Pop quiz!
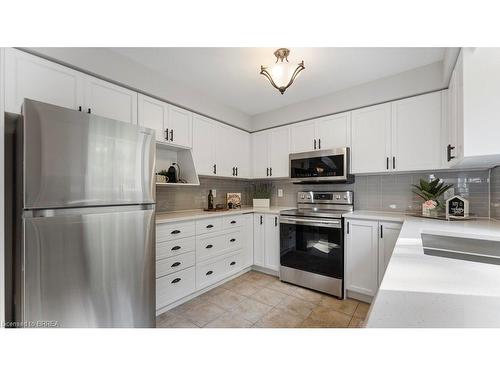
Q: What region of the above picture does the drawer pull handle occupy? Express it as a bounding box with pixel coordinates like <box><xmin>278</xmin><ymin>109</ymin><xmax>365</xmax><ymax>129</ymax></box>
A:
<box><xmin>206</xmin><ymin>270</ymin><xmax>213</xmax><ymax>276</ymax></box>
<box><xmin>171</xmin><ymin>262</ymin><xmax>181</xmax><ymax>268</ymax></box>
<box><xmin>206</xmin><ymin>244</ymin><xmax>213</xmax><ymax>249</ymax></box>
<box><xmin>171</xmin><ymin>246</ymin><xmax>181</xmax><ymax>251</ymax></box>
<box><xmin>230</xmin><ymin>261</ymin><xmax>236</xmax><ymax>266</ymax></box>
<box><xmin>230</xmin><ymin>220</ymin><xmax>237</xmax><ymax>224</ymax></box>
<box><xmin>171</xmin><ymin>230</ymin><xmax>181</xmax><ymax>235</ymax></box>
<box><xmin>171</xmin><ymin>278</ymin><xmax>181</xmax><ymax>284</ymax></box>
<box><xmin>206</xmin><ymin>224</ymin><xmax>214</xmax><ymax>229</ymax></box>
<box><xmin>230</xmin><ymin>238</ymin><xmax>236</xmax><ymax>242</ymax></box>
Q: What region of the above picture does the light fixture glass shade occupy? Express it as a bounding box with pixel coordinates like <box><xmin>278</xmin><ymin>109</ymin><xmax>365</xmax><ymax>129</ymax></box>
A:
<box><xmin>260</xmin><ymin>48</ymin><xmax>305</xmax><ymax>94</ymax></box>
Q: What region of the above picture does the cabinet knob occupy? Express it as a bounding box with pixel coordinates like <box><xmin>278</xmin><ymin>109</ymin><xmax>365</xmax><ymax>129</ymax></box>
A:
<box><xmin>235</xmin><ymin>167</ymin><xmax>238</xmax><ymax>176</ymax></box>
<box><xmin>213</xmin><ymin>164</ymin><xmax>217</xmax><ymax>174</ymax></box>
<box><xmin>171</xmin><ymin>278</ymin><xmax>181</xmax><ymax>284</ymax></box>
<box><xmin>171</xmin><ymin>230</ymin><xmax>181</xmax><ymax>235</ymax></box>
<box><xmin>318</xmin><ymin>139</ymin><xmax>321</xmax><ymax>149</ymax></box>
<box><xmin>230</xmin><ymin>220</ymin><xmax>237</xmax><ymax>224</ymax></box>
<box><xmin>170</xmin><ymin>129</ymin><xmax>174</xmax><ymax>142</ymax></box>
<box><xmin>230</xmin><ymin>261</ymin><xmax>236</xmax><ymax>266</ymax></box>
<box><xmin>269</xmin><ymin>167</ymin><xmax>272</xmax><ymax>176</ymax></box>
<box><xmin>206</xmin><ymin>244</ymin><xmax>213</xmax><ymax>249</ymax></box>
<box><xmin>171</xmin><ymin>245</ymin><xmax>181</xmax><ymax>251</ymax></box>
<box><xmin>206</xmin><ymin>270</ymin><xmax>213</xmax><ymax>276</ymax></box>
<box><xmin>87</xmin><ymin>108</ymin><xmax>91</xmax><ymax>114</ymax></box>
<box><xmin>164</xmin><ymin>129</ymin><xmax>169</xmax><ymax>140</ymax></box>
<box><xmin>171</xmin><ymin>262</ymin><xmax>181</xmax><ymax>268</ymax></box>
<box><xmin>230</xmin><ymin>238</ymin><xmax>236</xmax><ymax>242</ymax></box>
<box><xmin>314</xmin><ymin>139</ymin><xmax>317</xmax><ymax>150</ymax></box>
<box><xmin>78</xmin><ymin>106</ymin><xmax>82</xmax><ymax>112</ymax></box>
<box><xmin>206</xmin><ymin>224</ymin><xmax>214</xmax><ymax>229</ymax></box>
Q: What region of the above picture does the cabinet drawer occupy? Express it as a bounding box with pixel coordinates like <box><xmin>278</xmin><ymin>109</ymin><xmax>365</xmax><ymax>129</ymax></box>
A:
<box><xmin>157</xmin><ymin>220</ymin><xmax>195</xmax><ymax>242</ymax></box>
<box><xmin>156</xmin><ymin>267</ymin><xmax>196</xmax><ymax>310</ymax></box>
<box><xmin>196</xmin><ymin>217</ymin><xmax>223</xmax><ymax>235</ymax></box>
<box><xmin>156</xmin><ymin>251</ymin><xmax>195</xmax><ymax>278</ymax></box>
<box><xmin>156</xmin><ymin>237</ymin><xmax>195</xmax><ymax>260</ymax></box>
<box><xmin>222</xmin><ymin>214</ymin><xmax>243</xmax><ymax>229</ymax></box>
<box><xmin>196</xmin><ymin>230</ymin><xmax>243</xmax><ymax>262</ymax></box>
<box><xmin>196</xmin><ymin>233</ymin><xmax>226</xmax><ymax>262</ymax></box>
<box><xmin>196</xmin><ymin>250</ymin><xmax>243</xmax><ymax>289</ymax></box>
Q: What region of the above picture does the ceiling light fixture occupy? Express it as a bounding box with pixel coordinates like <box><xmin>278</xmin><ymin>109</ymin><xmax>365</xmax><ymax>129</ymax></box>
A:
<box><xmin>260</xmin><ymin>48</ymin><xmax>305</xmax><ymax>95</ymax></box>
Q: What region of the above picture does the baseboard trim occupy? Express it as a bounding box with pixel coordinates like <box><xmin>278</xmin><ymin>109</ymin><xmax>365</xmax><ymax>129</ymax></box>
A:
<box><xmin>346</xmin><ymin>290</ymin><xmax>373</xmax><ymax>304</ymax></box>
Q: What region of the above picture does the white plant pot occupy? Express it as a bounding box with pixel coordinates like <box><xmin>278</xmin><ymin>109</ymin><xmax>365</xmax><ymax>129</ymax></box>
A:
<box><xmin>253</xmin><ymin>198</ymin><xmax>270</xmax><ymax>208</ymax></box>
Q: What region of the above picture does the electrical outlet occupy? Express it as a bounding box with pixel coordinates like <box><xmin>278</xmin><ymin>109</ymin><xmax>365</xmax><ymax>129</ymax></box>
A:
<box><xmin>212</xmin><ymin>189</ymin><xmax>216</xmax><ymax>198</ymax></box>
<box><xmin>278</xmin><ymin>188</ymin><xmax>283</xmax><ymax>198</ymax></box>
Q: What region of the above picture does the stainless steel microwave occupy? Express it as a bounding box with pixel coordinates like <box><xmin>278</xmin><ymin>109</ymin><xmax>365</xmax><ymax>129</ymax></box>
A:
<box><xmin>289</xmin><ymin>147</ymin><xmax>353</xmax><ymax>183</ymax></box>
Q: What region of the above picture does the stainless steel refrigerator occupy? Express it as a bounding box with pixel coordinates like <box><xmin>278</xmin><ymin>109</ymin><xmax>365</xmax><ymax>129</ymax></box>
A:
<box><xmin>7</xmin><ymin>99</ymin><xmax>156</xmax><ymax>328</ymax></box>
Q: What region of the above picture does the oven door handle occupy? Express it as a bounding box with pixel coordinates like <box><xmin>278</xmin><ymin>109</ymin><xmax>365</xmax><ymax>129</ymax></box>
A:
<box><xmin>280</xmin><ymin>217</ymin><xmax>342</xmax><ymax>228</ymax></box>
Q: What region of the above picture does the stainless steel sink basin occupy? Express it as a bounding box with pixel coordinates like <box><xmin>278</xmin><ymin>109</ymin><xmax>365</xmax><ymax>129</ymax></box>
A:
<box><xmin>421</xmin><ymin>233</ymin><xmax>500</xmax><ymax>265</ymax></box>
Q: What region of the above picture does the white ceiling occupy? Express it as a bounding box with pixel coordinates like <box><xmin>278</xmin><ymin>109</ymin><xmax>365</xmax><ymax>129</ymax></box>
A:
<box><xmin>110</xmin><ymin>47</ymin><xmax>446</xmax><ymax>116</ymax></box>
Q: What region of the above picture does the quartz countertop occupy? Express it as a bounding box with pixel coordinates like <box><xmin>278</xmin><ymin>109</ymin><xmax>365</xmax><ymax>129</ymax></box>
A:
<box><xmin>155</xmin><ymin>206</ymin><xmax>295</xmax><ymax>224</ymax></box>
<box><xmin>366</xmin><ymin>216</ymin><xmax>500</xmax><ymax>328</ymax></box>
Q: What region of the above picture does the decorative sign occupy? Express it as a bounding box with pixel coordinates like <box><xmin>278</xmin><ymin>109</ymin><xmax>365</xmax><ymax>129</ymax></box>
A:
<box><xmin>446</xmin><ymin>195</ymin><xmax>469</xmax><ymax>219</ymax></box>
<box><xmin>226</xmin><ymin>193</ymin><xmax>242</xmax><ymax>209</ymax></box>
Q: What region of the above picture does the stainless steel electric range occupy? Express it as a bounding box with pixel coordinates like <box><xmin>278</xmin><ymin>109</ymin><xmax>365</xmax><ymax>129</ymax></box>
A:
<box><xmin>279</xmin><ymin>191</ymin><xmax>354</xmax><ymax>299</ymax></box>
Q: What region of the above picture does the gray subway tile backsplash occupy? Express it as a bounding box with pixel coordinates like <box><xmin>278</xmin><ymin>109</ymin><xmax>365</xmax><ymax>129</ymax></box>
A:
<box><xmin>157</xmin><ymin>170</ymin><xmax>496</xmax><ymax>219</ymax></box>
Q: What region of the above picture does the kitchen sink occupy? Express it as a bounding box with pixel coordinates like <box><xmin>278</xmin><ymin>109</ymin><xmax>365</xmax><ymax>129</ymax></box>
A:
<box><xmin>421</xmin><ymin>233</ymin><xmax>500</xmax><ymax>265</ymax></box>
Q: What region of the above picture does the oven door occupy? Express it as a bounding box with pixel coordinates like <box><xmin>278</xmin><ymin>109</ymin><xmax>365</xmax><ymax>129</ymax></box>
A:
<box><xmin>279</xmin><ymin>217</ymin><xmax>343</xmax><ymax>279</ymax></box>
<box><xmin>289</xmin><ymin>148</ymin><xmax>349</xmax><ymax>182</ymax></box>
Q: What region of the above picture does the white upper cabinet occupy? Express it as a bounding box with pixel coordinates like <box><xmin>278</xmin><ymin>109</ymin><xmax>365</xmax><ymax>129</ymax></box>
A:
<box><xmin>351</xmin><ymin>103</ymin><xmax>392</xmax><ymax>174</ymax></box>
<box><xmin>167</xmin><ymin>105</ymin><xmax>192</xmax><ymax>148</ymax></box>
<box><xmin>192</xmin><ymin>115</ymin><xmax>217</xmax><ymax>176</ymax></box>
<box><xmin>4</xmin><ymin>48</ymin><xmax>84</xmax><ymax>113</ymax></box>
<box><xmin>252</xmin><ymin>131</ymin><xmax>270</xmax><ymax>178</ymax></box>
<box><xmin>269</xmin><ymin>126</ymin><xmax>290</xmax><ymax>178</ymax></box>
<box><xmin>138</xmin><ymin>94</ymin><xmax>168</xmax><ymax>142</ymax></box>
<box><xmin>290</xmin><ymin>113</ymin><xmax>351</xmax><ymax>153</ymax></box>
<box><xmin>290</xmin><ymin>120</ymin><xmax>315</xmax><ymax>153</ymax></box>
<box><xmin>138</xmin><ymin>95</ymin><xmax>193</xmax><ymax>148</ymax></box>
<box><xmin>253</xmin><ymin>127</ymin><xmax>290</xmax><ymax>178</ymax></box>
<box><xmin>391</xmin><ymin>91</ymin><xmax>442</xmax><ymax>172</ymax></box>
<box><xmin>84</xmin><ymin>76</ymin><xmax>137</xmax><ymax>124</ymax></box>
<box><xmin>233</xmin><ymin>128</ymin><xmax>251</xmax><ymax>178</ymax></box>
<box><xmin>315</xmin><ymin>112</ymin><xmax>351</xmax><ymax>150</ymax></box>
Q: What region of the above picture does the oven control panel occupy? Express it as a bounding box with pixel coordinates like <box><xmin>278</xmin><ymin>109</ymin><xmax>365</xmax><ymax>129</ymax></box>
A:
<box><xmin>297</xmin><ymin>191</ymin><xmax>353</xmax><ymax>205</ymax></box>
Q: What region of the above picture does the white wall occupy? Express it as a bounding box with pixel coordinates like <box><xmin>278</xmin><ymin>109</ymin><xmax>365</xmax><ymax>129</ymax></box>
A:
<box><xmin>24</xmin><ymin>48</ymin><xmax>253</xmax><ymax>131</ymax></box>
<box><xmin>251</xmin><ymin>61</ymin><xmax>447</xmax><ymax>131</ymax></box>
<box><xmin>463</xmin><ymin>48</ymin><xmax>500</xmax><ymax>157</ymax></box>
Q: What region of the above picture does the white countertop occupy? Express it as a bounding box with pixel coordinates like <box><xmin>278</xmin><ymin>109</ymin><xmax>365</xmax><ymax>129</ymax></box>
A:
<box><xmin>156</xmin><ymin>206</ymin><xmax>295</xmax><ymax>224</ymax></box>
<box><xmin>366</xmin><ymin>216</ymin><xmax>500</xmax><ymax>328</ymax></box>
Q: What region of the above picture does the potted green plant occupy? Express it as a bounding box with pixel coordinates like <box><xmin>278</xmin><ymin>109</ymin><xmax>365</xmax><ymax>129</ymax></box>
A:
<box><xmin>252</xmin><ymin>182</ymin><xmax>273</xmax><ymax>208</ymax></box>
<box><xmin>412</xmin><ymin>178</ymin><xmax>453</xmax><ymax>217</ymax></box>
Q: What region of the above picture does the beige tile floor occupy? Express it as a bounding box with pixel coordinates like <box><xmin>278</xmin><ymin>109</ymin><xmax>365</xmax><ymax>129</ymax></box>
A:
<box><xmin>156</xmin><ymin>270</ymin><xmax>370</xmax><ymax>328</ymax></box>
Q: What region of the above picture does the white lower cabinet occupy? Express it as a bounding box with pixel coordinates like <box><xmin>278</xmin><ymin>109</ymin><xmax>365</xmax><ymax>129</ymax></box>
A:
<box><xmin>345</xmin><ymin>219</ymin><xmax>402</xmax><ymax>297</ymax></box>
<box><xmin>378</xmin><ymin>221</ymin><xmax>402</xmax><ymax>284</ymax></box>
<box><xmin>253</xmin><ymin>213</ymin><xmax>280</xmax><ymax>272</ymax></box>
<box><xmin>155</xmin><ymin>213</ymin><xmax>253</xmax><ymax>314</ymax></box>
<box><xmin>156</xmin><ymin>267</ymin><xmax>196</xmax><ymax>310</ymax></box>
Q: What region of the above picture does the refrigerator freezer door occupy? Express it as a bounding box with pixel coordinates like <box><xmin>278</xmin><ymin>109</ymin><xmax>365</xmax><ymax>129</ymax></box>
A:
<box><xmin>22</xmin><ymin>99</ymin><xmax>155</xmax><ymax>209</ymax></box>
<box><xmin>22</xmin><ymin>205</ymin><xmax>155</xmax><ymax>327</ymax></box>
